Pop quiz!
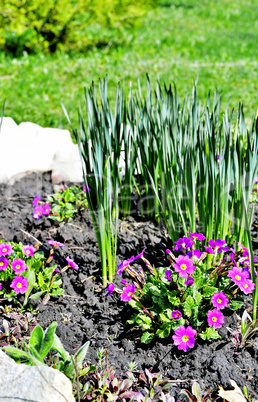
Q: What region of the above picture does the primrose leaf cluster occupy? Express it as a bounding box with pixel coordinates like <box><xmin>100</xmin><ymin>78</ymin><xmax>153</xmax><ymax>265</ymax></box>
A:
<box><xmin>107</xmin><ymin>233</ymin><xmax>257</xmax><ymax>351</ymax></box>
<box><xmin>32</xmin><ymin>184</ymin><xmax>88</xmax><ymax>223</ymax></box>
<box><xmin>0</xmin><ymin>239</ymin><xmax>79</xmax><ymax>308</ymax></box>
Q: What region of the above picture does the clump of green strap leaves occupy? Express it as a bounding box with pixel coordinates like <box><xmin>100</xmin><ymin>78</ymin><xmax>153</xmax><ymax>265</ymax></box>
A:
<box><xmin>62</xmin><ymin>75</ymin><xmax>258</xmax><ymax>286</ymax></box>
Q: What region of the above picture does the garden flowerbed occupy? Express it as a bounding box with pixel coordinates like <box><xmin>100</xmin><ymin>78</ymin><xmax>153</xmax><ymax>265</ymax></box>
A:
<box><xmin>0</xmin><ymin>171</ymin><xmax>258</xmax><ymax>399</ymax></box>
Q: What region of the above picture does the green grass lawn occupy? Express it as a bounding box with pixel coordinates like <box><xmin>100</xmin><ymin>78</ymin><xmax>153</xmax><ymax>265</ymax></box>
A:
<box><xmin>0</xmin><ymin>0</ymin><xmax>257</xmax><ymax>129</ymax></box>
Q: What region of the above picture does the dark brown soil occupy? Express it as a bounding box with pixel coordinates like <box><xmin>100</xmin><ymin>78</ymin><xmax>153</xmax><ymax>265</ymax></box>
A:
<box><xmin>0</xmin><ymin>172</ymin><xmax>258</xmax><ymax>399</ymax></box>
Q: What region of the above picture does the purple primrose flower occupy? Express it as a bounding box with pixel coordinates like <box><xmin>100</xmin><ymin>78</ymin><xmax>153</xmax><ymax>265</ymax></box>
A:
<box><xmin>121</xmin><ymin>284</ymin><xmax>136</xmax><ymax>302</ymax></box>
<box><xmin>11</xmin><ymin>258</ymin><xmax>28</xmax><ymax>274</ymax></box>
<box><xmin>171</xmin><ymin>310</ymin><xmax>182</xmax><ymax>320</ymax></box>
<box><xmin>106</xmin><ymin>283</ymin><xmax>115</xmax><ymax>296</ymax></box>
<box><xmin>187</xmin><ymin>232</ymin><xmax>206</xmax><ymax>242</ymax></box>
<box><xmin>32</xmin><ymin>195</ymin><xmax>41</xmax><ymax>206</ymax></box>
<box><xmin>0</xmin><ymin>243</ymin><xmax>13</xmax><ymax>256</ymax></box>
<box><xmin>33</xmin><ymin>205</ymin><xmax>43</xmax><ymax>219</ymax></box>
<box><xmin>174</xmin><ymin>237</ymin><xmax>193</xmax><ymax>252</ymax></box>
<box><xmin>184</xmin><ymin>276</ymin><xmax>194</xmax><ymax>287</ymax></box>
<box><xmin>117</xmin><ymin>249</ymin><xmax>145</xmax><ymax>275</ymax></box>
<box><xmin>238</xmin><ymin>279</ymin><xmax>255</xmax><ymax>295</ymax></box>
<box><xmin>65</xmin><ymin>256</ymin><xmax>79</xmax><ymax>270</ymax></box>
<box><xmin>207</xmin><ymin>309</ymin><xmax>225</xmax><ymax>329</ymax></box>
<box><xmin>206</xmin><ymin>239</ymin><xmax>229</xmax><ymax>254</ymax></box>
<box><xmin>172</xmin><ymin>325</ymin><xmax>197</xmax><ymax>352</ymax></box>
<box><xmin>186</xmin><ymin>249</ymin><xmax>203</xmax><ymax>259</ymax></box>
<box><xmin>0</xmin><ymin>256</ymin><xmax>9</xmax><ymax>271</ymax></box>
<box><xmin>47</xmin><ymin>240</ymin><xmax>66</xmax><ymax>247</ymax></box>
<box><xmin>42</xmin><ymin>204</ymin><xmax>51</xmax><ymax>215</ymax></box>
<box><xmin>22</xmin><ymin>245</ymin><xmax>36</xmax><ymax>257</ymax></box>
<box><xmin>10</xmin><ymin>276</ymin><xmax>29</xmax><ymax>294</ymax></box>
<box><xmin>228</xmin><ymin>266</ymin><xmax>249</xmax><ymax>285</ymax></box>
<box><xmin>173</xmin><ymin>255</ymin><xmax>195</xmax><ymax>278</ymax></box>
<box><xmin>164</xmin><ymin>269</ymin><xmax>173</xmax><ymax>282</ymax></box>
<box><xmin>211</xmin><ymin>292</ymin><xmax>229</xmax><ymax>309</ymax></box>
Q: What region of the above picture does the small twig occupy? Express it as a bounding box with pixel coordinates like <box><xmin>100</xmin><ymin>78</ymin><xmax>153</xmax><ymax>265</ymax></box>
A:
<box><xmin>0</xmin><ymin>196</ymin><xmax>35</xmax><ymax>201</ymax></box>
<box><xmin>81</xmin><ymin>276</ymin><xmax>94</xmax><ymax>283</ymax></box>
<box><xmin>167</xmin><ymin>378</ymin><xmax>199</xmax><ymax>384</ymax></box>
<box><xmin>68</xmin><ymin>246</ymin><xmax>85</xmax><ymax>250</ymax></box>
<box><xmin>67</xmin><ymin>223</ymin><xmax>83</xmax><ymax>230</ymax></box>
<box><xmin>0</xmin><ymin>231</ymin><xmax>7</xmax><ymax>240</ymax></box>
<box><xmin>19</xmin><ymin>229</ymin><xmax>43</xmax><ymax>245</ymax></box>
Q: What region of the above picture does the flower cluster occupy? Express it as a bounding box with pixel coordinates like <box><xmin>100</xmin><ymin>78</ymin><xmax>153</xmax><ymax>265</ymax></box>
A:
<box><xmin>0</xmin><ymin>239</ymin><xmax>80</xmax><ymax>304</ymax></box>
<box><xmin>32</xmin><ymin>185</ymin><xmax>88</xmax><ymax>223</ymax></box>
<box><xmin>106</xmin><ymin>232</ymin><xmax>257</xmax><ymax>351</ymax></box>
<box><xmin>32</xmin><ymin>195</ymin><xmax>51</xmax><ymax>219</ymax></box>
<box><xmin>0</xmin><ymin>242</ymin><xmax>34</xmax><ymax>295</ymax></box>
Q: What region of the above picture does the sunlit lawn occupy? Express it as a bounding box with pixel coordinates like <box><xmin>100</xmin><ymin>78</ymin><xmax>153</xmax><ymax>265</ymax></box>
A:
<box><xmin>0</xmin><ymin>0</ymin><xmax>257</xmax><ymax>129</ymax></box>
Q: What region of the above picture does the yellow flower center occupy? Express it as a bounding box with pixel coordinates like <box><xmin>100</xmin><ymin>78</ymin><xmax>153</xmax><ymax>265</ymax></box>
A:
<box><xmin>212</xmin><ymin>317</ymin><xmax>217</xmax><ymax>322</ymax></box>
<box><xmin>182</xmin><ymin>335</ymin><xmax>189</xmax><ymax>342</ymax></box>
<box><xmin>128</xmin><ymin>292</ymin><xmax>133</xmax><ymax>297</ymax></box>
<box><xmin>244</xmin><ymin>284</ymin><xmax>248</xmax><ymax>288</ymax></box>
<box><xmin>181</xmin><ymin>264</ymin><xmax>187</xmax><ymax>270</ymax></box>
<box><xmin>217</xmin><ymin>298</ymin><xmax>222</xmax><ymax>304</ymax></box>
<box><xmin>26</xmin><ymin>250</ymin><xmax>30</xmax><ymax>254</ymax></box>
<box><xmin>3</xmin><ymin>248</ymin><xmax>7</xmax><ymax>252</ymax></box>
<box><xmin>0</xmin><ymin>262</ymin><xmax>3</xmax><ymax>266</ymax></box>
<box><xmin>235</xmin><ymin>275</ymin><xmax>241</xmax><ymax>281</ymax></box>
<box><xmin>16</xmin><ymin>265</ymin><xmax>21</xmax><ymax>270</ymax></box>
<box><xmin>17</xmin><ymin>282</ymin><xmax>22</xmax><ymax>288</ymax></box>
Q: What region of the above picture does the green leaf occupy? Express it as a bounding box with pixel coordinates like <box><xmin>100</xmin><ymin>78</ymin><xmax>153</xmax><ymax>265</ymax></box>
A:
<box><xmin>3</xmin><ymin>346</ymin><xmax>32</xmax><ymax>361</ymax></box>
<box><xmin>159</xmin><ymin>312</ymin><xmax>171</xmax><ymax>323</ymax></box>
<box><xmin>29</xmin><ymin>325</ymin><xmax>44</xmax><ymax>352</ymax></box>
<box><xmin>23</xmin><ymin>270</ymin><xmax>36</xmax><ymax>306</ymax></box>
<box><xmin>79</xmin><ymin>365</ymin><xmax>96</xmax><ymax>376</ymax></box>
<box><xmin>37</xmin><ymin>272</ymin><xmax>45</xmax><ymax>289</ymax></box>
<box><xmin>167</xmin><ymin>293</ymin><xmax>181</xmax><ymax>306</ymax></box>
<box><xmin>126</xmin><ymin>313</ymin><xmax>137</xmax><ymax>325</ymax></box>
<box><xmin>202</xmin><ymin>286</ymin><xmax>218</xmax><ymax>298</ymax></box>
<box><xmin>52</xmin><ymin>334</ymin><xmax>69</xmax><ymax>360</ymax></box>
<box><xmin>200</xmin><ymin>327</ymin><xmax>221</xmax><ymax>340</ymax></box>
<box><xmin>50</xmin><ymin>278</ymin><xmax>62</xmax><ymax>288</ymax></box>
<box><xmin>74</xmin><ymin>340</ymin><xmax>90</xmax><ymax>369</ymax></box>
<box><xmin>128</xmin><ymin>299</ymin><xmax>142</xmax><ymax>311</ymax></box>
<box><xmin>39</xmin><ymin>322</ymin><xmax>57</xmax><ymax>359</ymax></box>
<box><xmin>29</xmin><ymin>290</ymin><xmax>47</xmax><ymax>299</ymax></box>
<box><xmin>136</xmin><ymin>313</ymin><xmax>152</xmax><ymax>329</ymax></box>
<box><xmin>50</xmin><ymin>288</ymin><xmax>64</xmax><ymax>296</ymax></box>
<box><xmin>26</xmin><ymin>344</ymin><xmax>45</xmax><ymax>363</ymax></box>
<box><xmin>149</xmin><ymin>285</ymin><xmax>161</xmax><ymax>296</ymax></box>
<box><xmin>193</xmin><ymin>289</ymin><xmax>202</xmax><ymax>305</ymax></box>
<box><xmin>183</xmin><ymin>295</ymin><xmax>195</xmax><ymax>318</ymax></box>
<box><xmin>230</xmin><ymin>297</ymin><xmax>244</xmax><ymax>310</ymax></box>
<box><xmin>141</xmin><ymin>332</ymin><xmax>155</xmax><ymax>344</ymax></box>
<box><xmin>3</xmin><ymin>346</ymin><xmax>45</xmax><ymax>366</ymax></box>
<box><xmin>156</xmin><ymin>323</ymin><xmax>171</xmax><ymax>338</ymax></box>
<box><xmin>65</xmin><ymin>341</ymin><xmax>90</xmax><ymax>379</ymax></box>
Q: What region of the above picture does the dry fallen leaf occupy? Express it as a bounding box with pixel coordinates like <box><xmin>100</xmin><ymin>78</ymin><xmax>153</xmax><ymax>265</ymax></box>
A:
<box><xmin>218</xmin><ymin>379</ymin><xmax>247</xmax><ymax>402</ymax></box>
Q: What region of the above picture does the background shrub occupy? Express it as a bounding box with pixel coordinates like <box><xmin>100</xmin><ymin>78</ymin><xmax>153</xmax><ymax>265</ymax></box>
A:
<box><xmin>0</xmin><ymin>0</ymin><xmax>157</xmax><ymax>56</ymax></box>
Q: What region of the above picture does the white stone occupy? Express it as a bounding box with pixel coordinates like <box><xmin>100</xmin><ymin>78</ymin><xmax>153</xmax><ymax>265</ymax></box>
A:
<box><xmin>0</xmin><ymin>350</ymin><xmax>75</xmax><ymax>402</ymax></box>
<box><xmin>0</xmin><ymin>117</ymin><xmax>83</xmax><ymax>184</ymax></box>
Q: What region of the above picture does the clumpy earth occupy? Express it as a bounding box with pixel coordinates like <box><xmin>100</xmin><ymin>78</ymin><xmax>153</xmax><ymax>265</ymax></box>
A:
<box><xmin>0</xmin><ymin>172</ymin><xmax>258</xmax><ymax>399</ymax></box>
